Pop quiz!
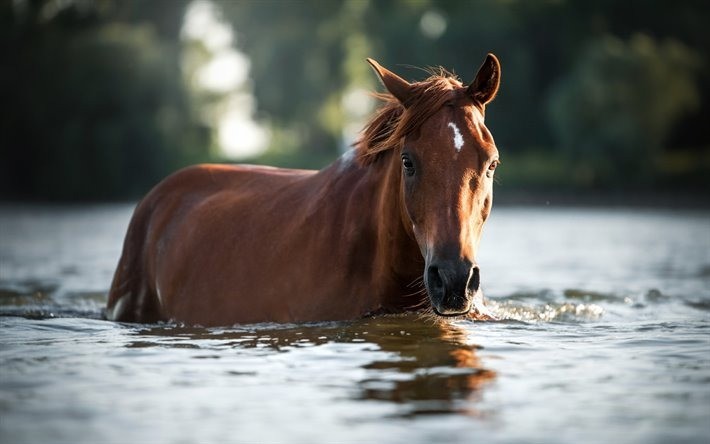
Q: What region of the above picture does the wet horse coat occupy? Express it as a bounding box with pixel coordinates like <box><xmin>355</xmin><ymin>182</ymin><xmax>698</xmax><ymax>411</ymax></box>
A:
<box><xmin>107</xmin><ymin>55</ymin><xmax>502</xmax><ymax>326</ymax></box>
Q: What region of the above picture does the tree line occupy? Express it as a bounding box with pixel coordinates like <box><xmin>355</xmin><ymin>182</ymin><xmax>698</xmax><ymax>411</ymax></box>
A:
<box><xmin>1</xmin><ymin>0</ymin><xmax>708</xmax><ymax>201</ymax></box>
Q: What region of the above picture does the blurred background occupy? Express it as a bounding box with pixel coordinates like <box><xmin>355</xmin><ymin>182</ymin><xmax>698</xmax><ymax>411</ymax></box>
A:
<box><xmin>1</xmin><ymin>0</ymin><xmax>708</xmax><ymax>203</ymax></box>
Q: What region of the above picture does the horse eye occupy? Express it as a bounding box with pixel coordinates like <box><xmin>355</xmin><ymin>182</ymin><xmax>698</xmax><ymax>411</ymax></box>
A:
<box><xmin>401</xmin><ymin>155</ymin><xmax>415</xmax><ymax>176</ymax></box>
<box><xmin>486</xmin><ymin>160</ymin><xmax>499</xmax><ymax>177</ymax></box>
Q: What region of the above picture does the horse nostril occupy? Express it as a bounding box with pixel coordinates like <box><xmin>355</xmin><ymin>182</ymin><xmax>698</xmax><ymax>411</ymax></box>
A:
<box><xmin>427</xmin><ymin>265</ymin><xmax>444</xmax><ymax>291</ymax></box>
<box><xmin>467</xmin><ymin>266</ymin><xmax>480</xmax><ymax>293</ymax></box>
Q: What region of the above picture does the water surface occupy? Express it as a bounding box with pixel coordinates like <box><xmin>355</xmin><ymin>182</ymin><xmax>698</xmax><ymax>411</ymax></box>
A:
<box><xmin>1</xmin><ymin>205</ymin><xmax>709</xmax><ymax>443</ymax></box>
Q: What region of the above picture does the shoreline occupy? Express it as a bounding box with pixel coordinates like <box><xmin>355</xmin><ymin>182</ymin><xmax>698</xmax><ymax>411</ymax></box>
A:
<box><xmin>493</xmin><ymin>189</ymin><xmax>710</xmax><ymax>209</ymax></box>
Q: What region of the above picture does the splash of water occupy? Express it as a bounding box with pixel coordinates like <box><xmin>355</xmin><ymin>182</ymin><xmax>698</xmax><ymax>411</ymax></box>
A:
<box><xmin>486</xmin><ymin>299</ymin><xmax>605</xmax><ymax>323</ymax></box>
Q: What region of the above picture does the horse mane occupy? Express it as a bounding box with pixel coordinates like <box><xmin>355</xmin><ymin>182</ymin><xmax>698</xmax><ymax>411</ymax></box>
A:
<box><xmin>356</xmin><ymin>68</ymin><xmax>463</xmax><ymax>165</ymax></box>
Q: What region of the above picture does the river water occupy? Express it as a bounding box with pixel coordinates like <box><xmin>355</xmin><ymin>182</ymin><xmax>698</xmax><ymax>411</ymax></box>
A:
<box><xmin>1</xmin><ymin>204</ymin><xmax>709</xmax><ymax>443</ymax></box>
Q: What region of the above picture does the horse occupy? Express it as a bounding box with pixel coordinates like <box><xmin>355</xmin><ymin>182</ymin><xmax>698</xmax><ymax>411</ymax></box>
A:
<box><xmin>106</xmin><ymin>54</ymin><xmax>502</xmax><ymax>326</ymax></box>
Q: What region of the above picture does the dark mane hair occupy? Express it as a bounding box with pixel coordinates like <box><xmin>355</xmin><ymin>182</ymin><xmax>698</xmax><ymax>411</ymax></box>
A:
<box><xmin>356</xmin><ymin>70</ymin><xmax>462</xmax><ymax>165</ymax></box>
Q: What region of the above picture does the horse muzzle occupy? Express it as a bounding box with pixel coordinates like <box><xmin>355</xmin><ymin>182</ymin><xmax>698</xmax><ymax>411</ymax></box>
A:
<box><xmin>425</xmin><ymin>259</ymin><xmax>480</xmax><ymax>316</ymax></box>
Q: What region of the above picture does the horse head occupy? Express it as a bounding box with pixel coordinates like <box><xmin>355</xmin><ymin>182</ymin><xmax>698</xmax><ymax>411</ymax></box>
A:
<box><xmin>362</xmin><ymin>54</ymin><xmax>501</xmax><ymax>317</ymax></box>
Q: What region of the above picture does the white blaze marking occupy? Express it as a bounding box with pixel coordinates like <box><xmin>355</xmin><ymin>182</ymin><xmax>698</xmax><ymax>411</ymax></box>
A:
<box><xmin>447</xmin><ymin>122</ymin><xmax>464</xmax><ymax>152</ymax></box>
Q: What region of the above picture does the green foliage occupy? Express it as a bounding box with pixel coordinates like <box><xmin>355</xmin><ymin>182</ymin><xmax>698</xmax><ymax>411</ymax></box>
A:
<box><xmin>218</xmin><ymin>0</ymin><xmax>709</xmax><ymax>194</ymax></box>
<box><xmin>218</xmin><ymin>0</ymin><xmax>357</xmax><ymax>155</ymax></box>
<box><xmin>547</xmin><ymin>34</ymin><xmax>702</xmax><ymax>186</ymax></box>
<box><xmin>1</xmin><ymin>0</ymin><xmax>708</xmax><ymax>200</ymax></box>
<box><xmin>0</xmin><ymin>0</ymin><xmax>209</xmax><ymax>201</ymax></box>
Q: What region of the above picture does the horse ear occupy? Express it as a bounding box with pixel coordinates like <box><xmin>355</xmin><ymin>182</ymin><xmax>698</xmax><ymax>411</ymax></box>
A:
<box><xmin>467</xmin><ymin>53</ymin><xmax>501</xmax><ymax>106</ymax></box>
<box><xmin>366</xmin><ymin>58</ymin><xmax>414</xmax><ymax>106</ymax></box>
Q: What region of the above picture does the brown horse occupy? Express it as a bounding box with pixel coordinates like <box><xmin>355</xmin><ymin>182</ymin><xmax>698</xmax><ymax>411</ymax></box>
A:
<box><xmin>106</xmin><ymin>54</ymin><xmax>502</xmax><ymax>326</ymax></box>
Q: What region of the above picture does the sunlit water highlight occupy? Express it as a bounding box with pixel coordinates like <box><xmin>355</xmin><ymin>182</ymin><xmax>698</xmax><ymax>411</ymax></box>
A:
<box><xmin>1</xmin><ymin>205</ymin><xmax>709</xmax><ymax>443</ymax></box>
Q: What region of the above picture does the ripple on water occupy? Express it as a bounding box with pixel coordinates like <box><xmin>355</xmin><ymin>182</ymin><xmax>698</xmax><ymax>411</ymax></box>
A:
<box><xmin>2</xmin><ymin>204</ymin><xmax>710</xmax><ymax>443</ymax></box>
<box><xmin>0</xmin><ymin>283</ymin><xmax>107</xmax><ymax>320</ymax></box>
<box><xmin>487</xmin><ymin>298</ymin><xmax>605</xmax><ymax>323</ymax></box>
<box><xmin>685</xmin><ymin>299</ymin><xmax>710</xmax><ymax>311</ymax></box>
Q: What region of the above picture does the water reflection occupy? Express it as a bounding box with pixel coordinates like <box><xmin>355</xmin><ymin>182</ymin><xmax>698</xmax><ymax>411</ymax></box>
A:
<box><xmin>128</xmin><ymin>314</ymin><xmax>495</xmax><ymax>417</ymax></box>
<box><xmin>358</xmin><ymin>320</ymin><xmax>495</xmax><ymax>418</ymax></box>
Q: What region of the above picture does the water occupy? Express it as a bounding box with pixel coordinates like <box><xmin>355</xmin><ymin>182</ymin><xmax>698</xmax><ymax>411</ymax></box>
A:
<box><xmin>1</xmin><ymin>204</ymin><xmax>709</xmax><ymax>444</ymax></box>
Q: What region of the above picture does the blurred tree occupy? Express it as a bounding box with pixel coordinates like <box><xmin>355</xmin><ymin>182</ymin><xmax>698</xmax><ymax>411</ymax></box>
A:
<box><xmin>546</xmin><ymin>34</ymin><xmax>701</xmax><ymax>187</ymax></box>
<box><xmin>1</xmin><ymin>0</ymin><xmax>708</xmax><ymax>199</ymax></box>
<box><xmin>220</xmin><ymin>0</ymin><xmax>710</xmax><ymax>186</ymax></box>
<box><xmin>0</xmin><ymin>0</ymin><xmax>209</xmax><ymax>200</ymax></box>
<box><xmin>218</xmin><ymin>0</ymin><xmax>356</xmax><ymax>161</ymax></box>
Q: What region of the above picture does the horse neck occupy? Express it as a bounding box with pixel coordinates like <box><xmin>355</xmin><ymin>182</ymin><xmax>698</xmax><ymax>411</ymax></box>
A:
<box><xmin>325</xmin><ymin>149</ymin><xmax>425</xmax><ymax>308</ymax></box>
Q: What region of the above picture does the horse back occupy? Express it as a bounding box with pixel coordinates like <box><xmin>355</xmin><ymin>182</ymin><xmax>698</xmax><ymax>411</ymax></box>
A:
<box><xmin>106</xmin><ymin>163</ymin><xmax>315</xmax><ymax>323</ymax></box>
